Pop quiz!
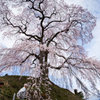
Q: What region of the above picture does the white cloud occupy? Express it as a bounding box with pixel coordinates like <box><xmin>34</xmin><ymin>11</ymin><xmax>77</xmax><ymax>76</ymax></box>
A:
<box><xmin>85</xmin><ymin>19</ymin><xmax>100</xmax><ymax>59</ymax></box>
<box><xmin>0</xmin><ymin>31</ymin><xmax>15</xmax><ymax>48</ymax></box>
<box><xmin>0</xmin><ymin>0</ymin><xmax>100</xmax><ymax>59</ymax></box>
<box><xmin>64</xmin><ymin>0</ymin><xmax>100</xmax><ymax>60</ymax></box>
<box><xmin>0</xmin><ymin>38</ymin><xmax>14</xmax><ymax>48</ymax></box>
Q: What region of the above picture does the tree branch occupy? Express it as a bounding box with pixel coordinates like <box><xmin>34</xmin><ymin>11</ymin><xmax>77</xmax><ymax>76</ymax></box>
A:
<box><xmin>21</xmin><ymin>53</ymin><xmax>40</xmax><ymax>65</ymax></box>
<box><xmin>44</xmin><ymin>19</ymin><xmax>66</xmax><ymax>29</ymax></box>
<box><xmin>47</xmin><ymin>29</ymin><xmax>68</xmax><ymax>46</ymax></box>
<box><xmin>45</xmin><ymin>7</ymin><xmax>57</xmax><ymax>19</ymax></box>
<box><xmin>4</xmin><ymin>14</ymin><xmax>40</xmax><ymax>41</ymax></box>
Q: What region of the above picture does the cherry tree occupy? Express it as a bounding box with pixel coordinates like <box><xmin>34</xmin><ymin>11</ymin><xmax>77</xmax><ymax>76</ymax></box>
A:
<box><xmin>0</xmin><ymin>0</ymin><xmax>99</xmax><ymax>99</ymax></box>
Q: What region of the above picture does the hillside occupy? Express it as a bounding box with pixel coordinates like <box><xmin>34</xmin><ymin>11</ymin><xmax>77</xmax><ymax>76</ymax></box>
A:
<box><xmin>0</xmin><ymin>75</ymin><xmax>84</xmax><ymax>100</ymax></box>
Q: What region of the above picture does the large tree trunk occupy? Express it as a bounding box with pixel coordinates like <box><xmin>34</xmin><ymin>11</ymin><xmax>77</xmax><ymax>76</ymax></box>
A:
<box><xmin>39</xmin><ymin>50</ymin><xmax>49</xmax><ymax>78</ymax></box>
<box><xmin>38</xmin><ymin>51</ymin><xmax>51</xmax><ymax>99</ymax></box>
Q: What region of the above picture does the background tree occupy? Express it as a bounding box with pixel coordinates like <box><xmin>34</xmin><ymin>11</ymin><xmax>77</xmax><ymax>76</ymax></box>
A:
<box><xmin>0</xmin><ymin>0</ymin><xmax>99</xmax><ymax>99</ymax></box>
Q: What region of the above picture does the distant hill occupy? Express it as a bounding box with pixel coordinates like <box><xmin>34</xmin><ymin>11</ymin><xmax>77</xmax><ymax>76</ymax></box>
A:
<box><xmin>0</xmin><ymin>75</ymin><xmax>84</xmax><ymax>100</ymax></box>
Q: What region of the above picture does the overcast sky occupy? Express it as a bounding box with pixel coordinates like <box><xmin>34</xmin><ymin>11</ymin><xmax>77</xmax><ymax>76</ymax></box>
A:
<box><xmin>0</xmin><ymin>0</ymin><xmax>100</xmax><ymax>60</ymax></box>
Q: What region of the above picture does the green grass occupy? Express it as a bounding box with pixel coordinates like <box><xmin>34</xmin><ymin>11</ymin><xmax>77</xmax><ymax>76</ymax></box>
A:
<box><xmin>0</xmin><ymin>75</ymin><xmax>84</xmax><ymax>100</ymax></box>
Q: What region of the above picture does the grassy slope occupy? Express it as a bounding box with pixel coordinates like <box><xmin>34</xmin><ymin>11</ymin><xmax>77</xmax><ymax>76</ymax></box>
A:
<box><xmin>0</xmin><ymin>75</ymin><xmax>83</xmax><ymax>100</ymax></box>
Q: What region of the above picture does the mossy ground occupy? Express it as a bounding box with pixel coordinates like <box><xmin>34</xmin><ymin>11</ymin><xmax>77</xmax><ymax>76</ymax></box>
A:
<box><xmin>0</xmin><ymin>75</ymin><xmax>84</xmax><ymax>100</ymax></box>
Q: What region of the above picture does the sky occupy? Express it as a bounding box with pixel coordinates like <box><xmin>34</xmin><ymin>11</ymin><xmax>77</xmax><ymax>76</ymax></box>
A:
<box><xmin>63</xmin><ymin>0</ymin><xmax>100</xmax><ymax>60</ymax></box>
<box><xmin>0</xmin><ymin>0</ymin><xmax>100</xmax><ymax>60</ymax></box>
<box><xmin>0</xmin><ymin>1</ymin><xmax>100</xmax><ymax>98</ymax></box>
